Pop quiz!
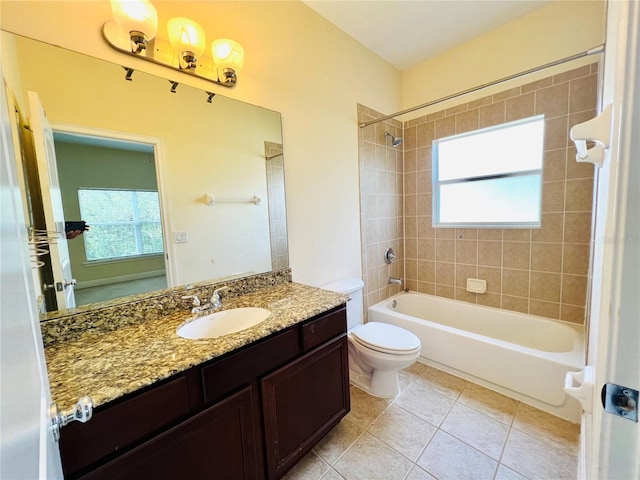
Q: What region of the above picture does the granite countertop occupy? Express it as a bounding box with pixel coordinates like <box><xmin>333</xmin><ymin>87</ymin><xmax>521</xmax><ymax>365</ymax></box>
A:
<box><xmin>45</xmin><ymin>283</ymin><xmax>347</xmax><ymax>410</ymax></box>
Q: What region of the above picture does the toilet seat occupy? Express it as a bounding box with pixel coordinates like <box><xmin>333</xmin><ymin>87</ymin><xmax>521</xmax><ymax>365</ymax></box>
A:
<box><xmin>351</xmin><ymin>322</ymin><xmax>421</xmax><ymax>355</ymax></box>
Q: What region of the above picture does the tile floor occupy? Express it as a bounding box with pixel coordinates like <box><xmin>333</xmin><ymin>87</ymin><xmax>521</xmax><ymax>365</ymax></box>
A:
<box><xmin>284</xmin><ymin>362</ymin><xmax>580</xmax><ymax>480</ymax></box>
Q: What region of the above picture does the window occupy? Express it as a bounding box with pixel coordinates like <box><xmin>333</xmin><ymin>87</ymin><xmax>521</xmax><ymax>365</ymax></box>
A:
<box><xmin>432</xmin><ymin>115</ymin><xmax>545</xmax><ymax>227</ymax></box>
<box><xmin>78</xmin><ymin>188</ymin><xmax>164</xmax><ymax>261</ymax></box>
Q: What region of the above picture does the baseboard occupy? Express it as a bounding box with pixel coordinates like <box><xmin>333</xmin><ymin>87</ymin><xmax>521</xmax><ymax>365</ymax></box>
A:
<box><xmin>75</xmin><ymin>270</ymin><xmax>166</xmax><ymax>289</ymax></box>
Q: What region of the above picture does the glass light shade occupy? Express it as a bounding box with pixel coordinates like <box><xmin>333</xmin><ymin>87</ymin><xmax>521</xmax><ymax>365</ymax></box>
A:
<box><xmin>167</xmin><ymin>17</ymin><xmax>206</xmax><ymax>58</ymax></box>
<box><xmin>211</xmin><ymin>39</ymin><xmax>244</xmax><ymax>73</ymax></box>
<box><xmin>110</xmin><ymin>0</ymin><xmax>158</xmax><ymax>39</ymax></box>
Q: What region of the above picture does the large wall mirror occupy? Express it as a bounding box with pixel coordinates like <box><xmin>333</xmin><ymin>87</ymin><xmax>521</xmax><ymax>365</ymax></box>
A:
<box><xmin>2</xmin><ymin>31</ymin><xmax>288</xmax><ymax>315</ymax></box>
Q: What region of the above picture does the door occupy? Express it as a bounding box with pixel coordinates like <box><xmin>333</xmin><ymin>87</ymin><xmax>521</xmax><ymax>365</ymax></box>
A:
<box><xmin>28</xmin><ymin>90</ymin><xmax>76</xmax><ymax>309</ymax></box>
<box><xmin>1</xmin><ymin>74</ymin><xmax>63</xmax><ymax>478</ymax></box>
<box><xmin>583</xmin><ymin>1</ymin><xmax>640</xmax><ymax>478</ymax></box>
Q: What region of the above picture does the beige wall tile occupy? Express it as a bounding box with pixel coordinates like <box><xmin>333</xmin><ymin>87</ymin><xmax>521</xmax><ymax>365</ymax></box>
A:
<box><xmin>544</xmin><ymin>116</ymin><xmax>568</xmax><ymax>150</ymax></box>
<box><xmin>436</xmin><ymin>261</ymin><xmax>455</xmax><ymax>286</ymax></box>
<box><xmin>418</xmin><ymin>217</ymin><xmax>435</xmax><ymax>239</ymax></box>
<box><xmin>554</xmin><ymin>65</ymin><xmax>591</xmax><ymax>84</ymax></box>
<box><xmin>456</xmin><ymin>264</ymin><xmax>478</xmax><ymax>288</ymax></box>
<box><xmin>405</xmin><ymin>237</ymin><xmax>418</xmax><ymax>259</ymax></box>
<box><xmin>503</xmin><ymin>229</ymin><xmax>530</xmax><ymax>242</ymax></box>
<box><xmin>417</xmin><ymin>282</ymin><xmax>435</xmax><ymax>295</ymax></box>
<box><xmin>406</xmin><ymin>259</ymin><xmax>418</xmax><ymax>282</ymax></box>
<box><xmin>405</xmin><ymin>149</ymin><xmax>417</xmax><ymax>173</ymax></box>
<box><xmin>456</xmin><ymin>228</ymin><xmax>478</xmax><ymax>240</ymax></box>
<box><xmin>531</xmin><ymin>243</ymin><xmax>563</xmax><ymax>273</ymax></box>
<box><xmin>455</xmin><ymin>288</ymin><xmax>478</xmax><ymax>304</ymax></box>
<box><xmin>478</xmin><ymin>241</ymin><xmax>502</xmax><ymax>267</ymax></box>
<box><xmin>530</xmin><ymin>271</ymin><xmax>561</xmax><ymax>302</ymax></box>
<box><xmin>478</xmin><ymin>266</ymin><xmax>502</xmax><ymax>293</ymax></box>
<box><xmin>560</xmin><ymin>304</ymin><xmax>585</xmax><ymax>324</ymax></box>
<box><xmin>418</xmin><ymin>260</ymin><xmax>436</xmax><ymax>283</ymax></box>
<box><xmin>468</xmin><ymin>96</ymin><xmax>493</xmax><ymax>109</ymax></box>
<box><xmin>436</xmin><ymin>116</ymin><xmax>456</xmax><ymax>138</ymax></box>
<box><xmin>570</xmin><ymin>74</ymin><xmax>598</xmax><ymax>112</ymax></box>
<box><xmin>502</xmin><ymin>295</ymin><xmax>528</xmax><ymax>313</ymax></box>
<box><xmin>522</xmin><ymin>77</ymin><xmax>553</xmax><ymax>93</ymax></box>
<box><xmin>417</xmin><ymin>122</ymin><xmax>435</xmax><ymax>148</ymax></box>
<box><xmin>566</xmin><ymin>149</ymin><xmax>595</xmax><ymax>179</ymax></box>
<box><xmin>503</xmin><ymin>242</ymin><xmax>531</xmax><ymax>269</ymax></box>
<box><xmin>530</xmin><ymin>299</ymin><xmax>560</xmax><ymax>319</ymax></box>
<box><xmin>493</xmin><ymin>86</ymin><xmax>522</xmax><ymax>101</ymax></box>
<box><xmin>564</xmin><ymin>212</ymin><xmax>592</xmax><ymax>243</ymax></box>
<box><xmin>565</xmin><ymin>178</ymin><xmax>594</xmax><ymax>212</ymax></box>
<box><xmin>436</xmin><ymin>284</ymin><xmax>454</xmax><ymax>299</ymax></box>
<box><xmin>543</xmin><ymin>149</ymin><xmax>567</xmax><ymax>182</ymax></box>
<box><xmin>535</xmin><ymin>83</ymin><xmax>569</xmax><ymax>118</ymax></box>
<box><xmin>506</xmin><ymin>93</ymin><xmax>535</xmax><ymax>122</ymax></box>
<box><xmin>416</xmin><ymin>146</ymin><xmax>432</xmax><ymax>171</ymax></box>
<box><xmin>418</xmin><ymin>238</ymin><xmax>435</xmax><ymax>261</ymax></box>
<box><xmin>532</xmin><ymin>213</ymin><xmax>564</xmax><ymax>243</ymax></box>
<box><xmin>404</xmin><ymin>125</ymin><xmax>417</xmax><ymax>150</ymax></box>
<box><xmin>562</xmin><ymin>243</ymin><xmax>590</xmax><ymax>275</ymax></box>
<box><xmin>446</xmin><ymin>103</ymin><xmax>468</xmax><ymax>115</ymax></box>
<box><xmin>436</xmin><ymin>228</ymin><xmax>456</xmax><ymax>239</ymax></box>
<box><xmin>478</xmin><ymin>293</ymin><xmax>501</xmax><ymax>308</ymax></box>
<box><xmin>478</xmin><ymin>229</ymin><xmax>502</xmax><ymax>240</ymax></box>
<box><xmin>479</xmin><ymin>102</ymin><xmax>506</xmax><ymax>128</ymax></box>
<box><xmin>542</xmin><ymin>182</ymin><xmax>565</xmax><ymax>213</ymax></box>
<box><xmin>456</xmin><ymin>239</ymin><xmax>479</xmax><ymax>265</ymax></box>
<box><xmin>417</xmin><ymin>194</ymin><xmax>432</xmax><ymax>216</ymax></box>
<box><xmin>456</xmin><ymin>109</ymin><xmax>479</xmax><ymax>134</ymax></box>
<box><xmin>502</xmin><ymin>269</ymin><xmax>530</xmax><ymax>297</ymax></box>
<box><xmin>562</xmin><ymin>274</ymin><xmax>588</xmax><ymax>306</ymax></box>
<box><xmin>436</xmin><ymin>239</ymin><xmax>455</xmax><ymax>262</ymax></box>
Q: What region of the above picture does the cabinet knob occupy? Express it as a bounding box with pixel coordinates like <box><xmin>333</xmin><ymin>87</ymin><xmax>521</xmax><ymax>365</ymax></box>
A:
<box><xmin>50</xmin><ymin>395</ymin><xmax>93</xmax><ymax>442</ymax></box>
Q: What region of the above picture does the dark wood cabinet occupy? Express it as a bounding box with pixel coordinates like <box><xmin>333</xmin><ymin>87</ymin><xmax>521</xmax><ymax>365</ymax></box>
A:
<box><xmin>60</xmin><ymin>305</ymin><xmax>349</xmax><ymax>480</ymax></box>
<box><xmin>262</xmin><ymin>336</ymin><xmax>349</xmax><ymax>479</ymax></box>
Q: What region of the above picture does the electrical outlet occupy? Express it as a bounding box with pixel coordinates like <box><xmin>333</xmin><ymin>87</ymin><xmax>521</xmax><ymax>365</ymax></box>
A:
<box><xmin>174</xmin><ymin>231</ymin><xmax>188</xmax><ymax>244</ymax></box>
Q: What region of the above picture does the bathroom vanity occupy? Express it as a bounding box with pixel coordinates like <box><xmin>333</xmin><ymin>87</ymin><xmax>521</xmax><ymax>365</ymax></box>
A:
<box><xmin>43</xmin><ymin>277</ymin><xmax>349</xmax><ymax>480</ymax></box>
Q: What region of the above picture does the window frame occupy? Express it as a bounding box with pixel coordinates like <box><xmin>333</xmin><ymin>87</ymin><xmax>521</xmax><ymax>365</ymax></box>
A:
<box><xmin>432</xmin><ymin>114</ymin><xmax>545</xmax><ymax>229</ymax></box>
<box><xmin>78</xmin><ymin>188</ymin><xmax>165</xmax><ymax>262</ymax></box>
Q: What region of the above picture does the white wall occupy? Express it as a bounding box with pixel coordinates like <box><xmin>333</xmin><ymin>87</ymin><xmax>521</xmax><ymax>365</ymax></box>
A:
<box><xmin>0</xmin><ymin>0</ymin><xmax>403</xmax><ymax>287</ymax></box>
<box><xmin>402</xmin><ymin>1</ymin><xmax>606</xmax><ymax>116</ymax></box>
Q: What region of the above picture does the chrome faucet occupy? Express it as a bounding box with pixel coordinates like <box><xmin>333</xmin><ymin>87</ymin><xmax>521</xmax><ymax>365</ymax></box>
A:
<box><xmin>211</xmin><ymin>286</ymin><xmax>230</xmax><ymax>309</ymax></box>
<box><xmin>389</xmin><ymin>276</ymin><xmax>404</xmax><ymax>287</ymax></box>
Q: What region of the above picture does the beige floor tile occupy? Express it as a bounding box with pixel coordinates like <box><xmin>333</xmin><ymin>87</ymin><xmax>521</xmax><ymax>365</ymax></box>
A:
<box><xmin>494</xmin><ymin>465</ymin><xmax>528</xmax><ymax>480</ymax></box>
<box><xmin>405</xmin><ymin>465</ymin><xmax>437</xmax><ymax>480</ymax></box>
<box><xmin>368</xmin><ymin>404</ymin><xmax>436</xmax><ymax>461</ymax></box>
<box><xmin>320</xmin><ymin>469</ymin><xmax>345</xmax><ymax>480</ymax></box>
<box><xmin>393</xmin><ymin>382</ymin><xmax>454</xmax><ymax>426</ymax></box>
<box><xmin>458</xmin><ymin>383</ymin><xmax>519</xmax><ymax>424</ymax></box>
<box><xmin>283</xmin><ymin>450</ymin><xmax>330</xmax><ymax>480</ymax></box>
<box><xmin>502</xmin><ymin>429</ymin><xmax>577</xmax><ymax>480</ymax></box>
<box><xmin>399</xmin><ymin>361</ymin><xmax>427</xmax><ymax>390</ymax></box>
<box><xmin>440</xmin><ymin>403</ymin><xmax>509</xmax><ymax>460</ymax></box>
<box><xmin>414</xmin><ymin>366</ymin><xmax>468</xmax><ymax>399</ymax></box>
<box><xmin>334</xmin><ymin>432</ymin><xmax>413</xmax><ymax>480</ymax></box>
<box><xmin>417</xmin><ymin>430</ymin><xmax>498</xmax><ymax>480</ymax></box>
<box><xmin>512</xmin><ymin>403</ymin><xmax>580</xmax><ymax>456</ymax></box>
<box><xmin>345</xmin><ymin>385</ymin><xmax>390</xmax><ymax>430</ymax></box>
<box><xmin>314</xmin><ymin>417</ymin><xmax>365</xmax><ymax>465</ymax></box>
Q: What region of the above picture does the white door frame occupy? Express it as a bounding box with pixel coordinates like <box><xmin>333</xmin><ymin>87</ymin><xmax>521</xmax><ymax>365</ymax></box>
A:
<box><xmin>584</xmin><ymin>1</ymin><xmax>640</xmax><ymax>478</ymax></box>
<box><xmin>50</xmin><ymin>122</ymin><xmax>176</xmax><ymax>287</ymax></box>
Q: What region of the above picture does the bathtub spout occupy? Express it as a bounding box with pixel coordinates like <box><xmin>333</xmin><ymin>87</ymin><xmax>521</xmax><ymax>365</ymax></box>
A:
<box><xmin>389</xmin><ymin>276</ymin><xmax>403</xmax><ymax>287</ymax></box>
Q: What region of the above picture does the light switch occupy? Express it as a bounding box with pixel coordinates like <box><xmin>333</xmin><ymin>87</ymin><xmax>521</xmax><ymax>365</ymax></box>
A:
<box><xmin>174</xmin><ymin>231</ymin><xmax>188</xmax><ymax>243</ymax></box>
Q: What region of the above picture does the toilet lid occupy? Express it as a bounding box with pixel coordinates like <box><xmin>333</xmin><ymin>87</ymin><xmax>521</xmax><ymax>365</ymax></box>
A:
<box><xmin>351</xmin><ymin>322</ymin><xmax>421</xmax><ymax>354</ymax></box>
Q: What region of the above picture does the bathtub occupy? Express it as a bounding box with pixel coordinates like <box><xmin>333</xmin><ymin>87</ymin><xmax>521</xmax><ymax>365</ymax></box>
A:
<box><xmin>368</xmin><ymin>291</ymin><xmax>585</xmax><ymax>422</ymax></box>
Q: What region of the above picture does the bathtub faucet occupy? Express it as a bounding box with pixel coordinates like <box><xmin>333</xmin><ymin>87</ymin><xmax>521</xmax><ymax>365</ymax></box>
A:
<box><xmin>389</xmin><ymin>276</ymin><xmax>403</xmax><ymax>287</ymax></box>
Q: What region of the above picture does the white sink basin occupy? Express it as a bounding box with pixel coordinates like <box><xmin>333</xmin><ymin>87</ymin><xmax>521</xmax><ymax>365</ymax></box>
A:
<box><xmin>177</xmin><ymin>307</ymin><xmax>271</xmax><ymax>340</ymax></box>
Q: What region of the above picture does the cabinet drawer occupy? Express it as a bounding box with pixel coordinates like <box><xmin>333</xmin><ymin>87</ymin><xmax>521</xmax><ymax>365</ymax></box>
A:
<box><xmin>60</xmin><ymin>376</ymin><xmax>190</xmax><ymax>478</ymax></box>
<box><xmin>201</xmin><ymin>328</ymin><xmax>299</xmax><ymax>404</ymax></box>
<box><xmin>301</xmin><ymin>307</ymin><xmax>346</xmax><ymax>351</ymax></box>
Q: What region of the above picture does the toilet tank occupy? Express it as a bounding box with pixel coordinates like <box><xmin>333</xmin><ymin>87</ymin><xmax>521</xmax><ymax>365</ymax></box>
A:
<box><xmin>321</xmin><ymin>278</ymin><xmax>365</xmax><ymax>330</ymax></box>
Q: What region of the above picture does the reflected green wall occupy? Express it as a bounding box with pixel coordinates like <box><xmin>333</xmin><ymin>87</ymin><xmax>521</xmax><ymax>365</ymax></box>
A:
<box><xmin>55</xmin><ymin>142</ymin><xmax>165</xmax><ymax>285</ymax></box>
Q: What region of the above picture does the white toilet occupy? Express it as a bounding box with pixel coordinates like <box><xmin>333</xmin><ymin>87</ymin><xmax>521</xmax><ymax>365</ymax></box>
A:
<box><xmin>322</xmin><ymin>278</ymin><xmax>421</xmax><ymax>398</ymax></box>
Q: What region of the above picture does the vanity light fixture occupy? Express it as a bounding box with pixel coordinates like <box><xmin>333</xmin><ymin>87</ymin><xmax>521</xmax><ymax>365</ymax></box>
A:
<box><xmin>103</xmin><ymin>0</ymin><xmax>245</xmax><ymax>88</ymax></box>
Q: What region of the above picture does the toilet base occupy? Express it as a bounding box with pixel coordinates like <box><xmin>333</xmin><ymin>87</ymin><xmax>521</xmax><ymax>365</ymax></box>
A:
<box><xmin>349</xmin><ymin>367</ymin><xmax>400</xmax><ymax>398</ymax></box>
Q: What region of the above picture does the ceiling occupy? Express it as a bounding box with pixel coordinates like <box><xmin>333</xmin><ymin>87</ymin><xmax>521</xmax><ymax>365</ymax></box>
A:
<box><xmin>302</xmin><ymin>0</ymin><xmax>550</xmax><ymax>70</ymax></box>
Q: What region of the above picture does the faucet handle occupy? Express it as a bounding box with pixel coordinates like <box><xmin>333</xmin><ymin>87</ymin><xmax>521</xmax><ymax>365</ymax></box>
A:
<box><xmin>181</xmin><ymin>295</ymin><xmax>201</xmax><ymax>307</ymax></box>
<box><xmin>212</xmin><ymin>286</ymin><xmax>230</xmax><ymax>299</ymax></box>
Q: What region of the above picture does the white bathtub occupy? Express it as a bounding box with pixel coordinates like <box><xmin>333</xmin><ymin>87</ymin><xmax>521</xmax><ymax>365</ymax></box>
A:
<box><xmin>368</xmin><ymin>291</ymin><xmax>585</xmax><ymax>422</ymax></box>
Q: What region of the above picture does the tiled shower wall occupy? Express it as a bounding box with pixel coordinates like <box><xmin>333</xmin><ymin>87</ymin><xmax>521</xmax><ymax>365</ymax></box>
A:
<box><xmin>359</xmin><ymin>63</ymin><xmax>597</xmax><ymax>324</ymax></box>
<box><xmin>265</xmin><ymin>141</ymin><xmax>289</xmax><ymax>271</ymax></box>
<box><xmin>358</xmin><ymin>105</ymin><xmax>404</xmax><ymax>315</ymax></box>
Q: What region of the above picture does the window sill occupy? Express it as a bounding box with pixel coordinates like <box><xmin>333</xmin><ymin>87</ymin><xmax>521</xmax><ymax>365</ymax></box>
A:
<box><xmin>83</xmin><ymin>253</ymin><xmax>164</xmax><ymax>267</ymax></box>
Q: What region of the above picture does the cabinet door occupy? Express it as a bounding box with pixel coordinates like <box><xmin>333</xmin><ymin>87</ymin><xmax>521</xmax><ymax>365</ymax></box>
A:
<box><xmin>261</xmin><ymin>336</ymin><xmax>349</xmax><ymax>479</ymax></box>
<box><xmin>79</xmin><ymin>386</ymin><xmax>260</xmax><ymax>480</ymax></box>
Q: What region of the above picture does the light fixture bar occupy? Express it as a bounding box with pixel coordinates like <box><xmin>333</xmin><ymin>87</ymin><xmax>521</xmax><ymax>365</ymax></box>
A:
<box><xmin>102</xmin><ymin>21</ymin><xmax>237</xmax><ymax>88</ymax></box>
